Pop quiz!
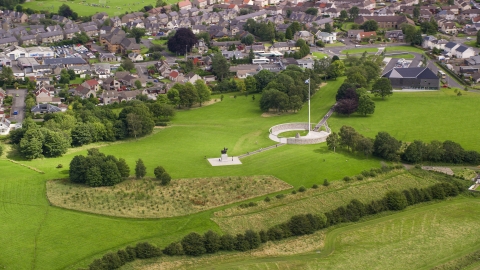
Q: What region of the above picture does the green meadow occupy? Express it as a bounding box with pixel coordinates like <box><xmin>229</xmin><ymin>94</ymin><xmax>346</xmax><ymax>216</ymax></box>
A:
<box><xmin>2</xmin><ymin>74</ymin><xmax>480</xmax><ymax>269</ymax></box>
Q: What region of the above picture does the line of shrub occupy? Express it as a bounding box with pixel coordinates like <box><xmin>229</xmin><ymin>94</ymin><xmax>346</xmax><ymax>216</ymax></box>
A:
<box><xmin>89</xmin><ymin>176</ymin><xmax>467</xmax><ymax>270</ymax></box>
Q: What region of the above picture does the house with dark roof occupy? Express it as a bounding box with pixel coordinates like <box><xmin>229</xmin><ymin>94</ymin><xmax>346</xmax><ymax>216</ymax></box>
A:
<box><xmin>453</xmin><ymin>45</ymin><xmax>475</xmax><ymax>59</ymax></box>
<box><xmin>382</xmin><ymin>67</ymin><xmax>440</xmax><ymax>89</ymax></box>
<box><xmin>354</xmin><ymin>15</ymin><xmax>414</xmax><ymax>29</ymax></box>
<box><xmin>31</xmin><ymin>104</ymin><xmax>61</xmax><ymax>114</ymax></box>
<box><xmin>44</xmin><ymin>57</ymin><xmax>87</xmax><ymax>67</ymax></box>
<box><xmin>73</xmin><ymin>85</ymin><xmax>96</xmax><ymax>98</ymax></box>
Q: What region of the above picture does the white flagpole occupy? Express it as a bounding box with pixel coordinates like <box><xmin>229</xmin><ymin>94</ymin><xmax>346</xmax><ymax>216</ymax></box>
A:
<box><xmin>308</xmin><ymin>77</ymin><xmax>311</xmax><ymax>132</ymax></box>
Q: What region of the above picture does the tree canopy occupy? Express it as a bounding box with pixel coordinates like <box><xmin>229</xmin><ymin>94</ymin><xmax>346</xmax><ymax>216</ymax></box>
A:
<box><xmin>167</xmin><ymin>28</ymin><xmax>198</xmax><ymax>55</ymax></box>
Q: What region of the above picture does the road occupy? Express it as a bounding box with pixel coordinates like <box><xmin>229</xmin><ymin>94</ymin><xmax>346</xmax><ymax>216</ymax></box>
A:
<box><xmin>6</xmin><ymin>89</ymin><xmax>26</xmax><ymax>123</ymax></box>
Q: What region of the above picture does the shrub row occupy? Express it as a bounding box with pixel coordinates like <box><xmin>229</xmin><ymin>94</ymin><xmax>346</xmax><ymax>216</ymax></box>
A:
<box><xmin>345</xmin><ymin>165</ymin><xmax>404</xmax><ymax>182</ymax></box>
<box><xmin>89</xmin><ymin>177</ymin><xmax>466</xmax><ymax>269</ymax></box>
<box><xmin>89</xmin><ymin>242</ymin><xmax>161</xmax><ymax>270</ymax></box>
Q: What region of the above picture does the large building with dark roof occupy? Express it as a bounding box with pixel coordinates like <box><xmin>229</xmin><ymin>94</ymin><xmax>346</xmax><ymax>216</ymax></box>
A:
<box><xmin>382</xmin><ymin>67</ymin><xmax>440</xmax><ymax>89</ymax></box>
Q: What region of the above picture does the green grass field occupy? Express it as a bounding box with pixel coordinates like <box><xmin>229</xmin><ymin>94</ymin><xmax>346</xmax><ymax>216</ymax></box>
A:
<box><xmin>328</xmin><ymin>89</ymin><xmax>480</xmax><ymax>152</ymax></box>
<box><xmin>3</xmin><ymin>69</ymin><xmax>480</xmax><ymax>269</ymax></box>
<box><xmin>325</xmin><ymin>42</ymin><xmax>345</xmax><ymax>47</ymax></box>
<box><xmin>388</xmin><ymin>53</ymin><xmax>415</xmax><ymax>59</ymax></box>
<box><xmin>386</xmin><ymin>46</ymin><xmax>425</xmax><ymax>53</ymax></box>
<box><xmin>134</xmin><ymin>197</ymin><xmax>480</xmax><ymax>270</ymax></box>
<box><xmin>21</xmin><ymin>0</ymin><xmax>178</xmax><ymax>17</ymax></box>
<box><xmin>312</xmin><ymin>52</ymin><xmax>328</xmax><ymax>59</ymax></box>
<box><xmin>341</xmin><ymin>48</ymin><xmax>378</xmax><ymax>54</ymax></box>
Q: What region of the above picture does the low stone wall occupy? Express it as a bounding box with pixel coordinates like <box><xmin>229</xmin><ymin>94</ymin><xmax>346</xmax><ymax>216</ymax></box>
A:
<box><xmin>287</xmin><ymin>136</ymin><xmax>328</xmax><ymax>145</ymax></box>
<box><xmin>269</xmin><ymin>123</ymin><xmax>310</xmax><ymax>135</ymax></box>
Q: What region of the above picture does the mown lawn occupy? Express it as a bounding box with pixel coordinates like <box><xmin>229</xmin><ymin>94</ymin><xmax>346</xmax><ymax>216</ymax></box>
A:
<box><xmin>312</xmin><ymin>52</ymin><xmax>328</xmax><ymax>58</ymax></box>
<box><xmin>386</xmin><ymin>45</ymin><xmax>425</xmax><ymax>53</ymax></box>
<box><xmin>388</xmin><ymin>53</ymin><xmax>415</xmax><ymax>59</ymax></box>
<box><xmin>341</xmin><ymin>47</ymin><xmax>378</xmax><ymax>54</ymax></box>
<box><xmin>328</xmin><ymin>88</ymin><xmax>480</xmax><ymax>151</ymax></box>
<box><xmin>21</xmin><ymin>0</ymin><xmax>179</xmax><ymax>16</ymax></box>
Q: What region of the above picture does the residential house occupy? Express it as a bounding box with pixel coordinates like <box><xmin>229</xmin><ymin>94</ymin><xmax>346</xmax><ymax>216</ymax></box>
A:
<box><xmin>347</xmin><ymin>29</ymin><xmax>364</xmax><ymax>38</ymax></box>
<box><xmin>324</xmin><ymin>8</ymin><xmax>340</xmax><ymax>18</ymax></box>
<box><xmin>102</xmin><ymin>77</ymin><xmax>121</xmax><ymax>90</ymax></box>
<box><xmin>119</xmin><ymin>90</ymin><xmax>144</xmax><ymax>102</ymax></box>
<box><xmin>192</xmin><ymin>0</ymin><xmax>207</xmax><ymax>8</ymax></box>
<box><xmin>385</xmin><ymin>30</ymin><xmax>403</xmax><ymax>42</ymax></box>
<box><xmin>357</xmin><ymin>31</ymin><xmax>376</xmax><ymax>41</ymax></box>
<box><xmin>99</xmin><ymin>53</ymin><xmax>116</xmax><ymax>62</ymax></box>
<box><xmin>73</xmin><ymin>85</ymin><xmax>96</xmax><ymax>98</ymax></box>
<box><xmin>29</xmin><ymin>14</ymin><xmax>45</xmax><ymax>23</ymax></box>
<box><xmin>81</xmin><ymin>79</ymin><xmax>100</xmax><ymax>92</ymax></box>
<box><xmin>382</xmin><ymin>67</ymin><xmax>440</xmax><ymax>89</ymax></box>
<box><xmin>0</xmin><ymin>36</ymin><xmax>18</xmax><ymax>48</ymax></box>
<box><xmin>453</xmin><ymin>45</ymin><xmax>475</xmax><ymax>59</ymax></box>
<box><xmin>441</xmin><ymin>5</ymin><xmax>459</xmax><ymax>15</ymax></box>
<box><xmin>178</xmin><ymin>0</ymin><xmax>193</xmax><ymax>10</ymax></box>
<box><xmin>184</xmin><ymin>72</ymin><xmax>203</xmax><ymax>83</ymax></box>
<box><xmin>221</xmin><ymin>50</ymin><xmax>246</xmax><ymax>60</ymax></box>
<box><xmin>155</xmin><ymin>60</ymin><xmax>171</xmax><ymax>76</ymax></box>
<box><xmin>354</xmin><ymin>15</ymin><xmax>414</xmax><ymax>29</ymax></box>
<box><xmin>0</xmin><ymin>117</ymin><xmax>11</xmax><ymax>135</ymax></box>
<box><xmin>435</xmin><ymin>10</ymin><xmax>456</xmax><ymax>20</ymax></box>
<box><xmin>101</xmin><ymin>90</ymin><xmax>119</xmax><ymax>104</ymax></box>
<box><xmin>120</xmin><ymin>38</ymin><xmax>141</xmax><ymax>55</ymax></box>
<box><xmin>465</xmin><ymin>55</ymin><xmax>480</xmax><ymax>66</ymax></box>
<box><xmin>315</xmin><ymin>31</ymin><xmax>336</xmax><ymax>44</ymax></box>
<box><xmin>3</xmin><ymin>11</ymin><xmax>28</xmax><ymax>23</ymax></box>
<box><xmin>296</xmin><ymin>59</ymin><xmax>314</xmax><ymax>69</ymax></box>
<box><xmin>37</xmin><ymin>31</ymin><xmax>64</xmax><ymax>44</ymax></box>
<box><xmin>168</xmin><ymin>70</ymin><xmax>181</xmax><ymax>82</ymax></box>
<box><xmin>80</xmin><ymin>22</ymin><xmax>99</xmax><ymax>37</ymax></box>
<box><xmin>441</xmin><ymin>22</ymin><xmax>457</xmax><ymax>35</ymax></box>
<box><xmin>63</xmin><ymin>23</ymin><xmax>81</xmax><ymax>40</ymax></box>
<box><xmin>128</xmin><ymin>52</ymin><xmax>144</xmax><ymax>62</ymax></box>
<box><xmin>31</xmin><ymin>104</ymin><xmax>62</xmax><ymax>114</ymax></box>
<box><xmin>293</xmin><ymin>31</ymin><xmax>314</xmax><ymax>45</ymax></box>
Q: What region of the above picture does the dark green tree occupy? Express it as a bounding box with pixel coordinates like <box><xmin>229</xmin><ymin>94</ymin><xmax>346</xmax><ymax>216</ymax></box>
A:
<box><xmin>339</xmin><ymin>125</ymin><xmax>359</xmax><ymax>152</ymax></box>
<box><xmin>402</xmin><ymin>140</ymin><xmax>425</xmax><ymax>164</ymax></box>
<box><xmin>371</xmin><ymin>78</ymin><xmax>393</xmax><ymax>100</ymax></box>
<box><xmin>340</xmin><ymin>10</ymin><xmax>348</xmax><ymax>20</ymax></box>
<box><xmin>211</xmin><ymin>52</ymin><xmax>230</xmax><ymax>81</ymax></box>
<box><xmin>181</xmin><ymin>232</ymin><xmax>206</xmax><ymax>256</ymax></box>
<box><xmin>135</xmin><ymin>158</ymin><xmax>146</xmax><ymax>179</ymax></box>
<box><xmin>69</xmin><ymin>155</ymin><xmax>88</xmax><ymax>184</ymax></box>
<box><xmin>220</xmin><ymin>234</ymin><xmax>236</xmax><ymax>251</ymax></box>
<box><xmin>195</xmin><ymin>80</ymin><xmax>210</xmax><ymax>106</ymax></box>
<box><xmin>385</xmin><ymin>190</ymin><xmax>408</xmax><ymax>211</ymax></box>
<box><xmin>129</xmin><ymin>27</ymin><xmax>146</xmax><ymax>43</ymax></box>
<box><xmin>167</xmin><ymin>28</ymin><xmax>198</xmax><ymax>55</ymax></box>
<box><xmin>349</xmin><ymin>6</ymin><xmax>359</xmax><ymax>20</ymax></box>
<box><xmin>356</xmin><ymin>94</ymin><xmax>375</xmax><ymax>116</ymax></box>
<box><xmin>361</xmin><ymin>20</ymin><xmax>378</xmax><ymax>32</ymax></box>
<box><xmin>373</xmin><ymin>131</ymin><xmax>401</xmax><ymax>161</ymax></box>
<box><xmin>154</xmin><ymin>166</ymin><xmax>166</xmax><ymax>180</ymax></box>
<box><xmin>204</xmin><ymin>230</ymin><xmax>221</xmax><ymax>253</ymax></box>
<box><xmin>326</xmin><ymin>132</ymin><xmax>339</xmax><ymax>152</ymax></box>
<box><xmin>116</xmin><ymin>158</ymin><xmax>130</xmax><ymax>178</ymax></box>
<box><xmin>305</xmin><ymin>7</ymin><xmax>318</xmax><ymax>16</ymax></box>
<box><xmin>179</xmin><ymin>82</ymin><xmax>199</xmax><ymax>108</ymax></box>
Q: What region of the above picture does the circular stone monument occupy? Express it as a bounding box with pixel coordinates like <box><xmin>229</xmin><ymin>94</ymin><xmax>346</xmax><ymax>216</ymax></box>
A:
<box><xmin>268</xmin><ymin>122</ymin><xmax>330</xmax><ymax>145</ymax></box>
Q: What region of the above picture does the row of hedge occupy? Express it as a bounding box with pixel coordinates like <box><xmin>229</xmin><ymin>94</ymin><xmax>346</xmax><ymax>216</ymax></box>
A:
<box><xmin>89</xmin><ymin>175</ymin><xmax>467</xmax><ymax>269</ymax></box>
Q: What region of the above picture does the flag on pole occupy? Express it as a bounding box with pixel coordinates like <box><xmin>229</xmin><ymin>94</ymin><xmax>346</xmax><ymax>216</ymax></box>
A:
<box><xmin>304</xmin><ymin>79</ymin><xmax>310</xmax><ymax>84</ymax></box>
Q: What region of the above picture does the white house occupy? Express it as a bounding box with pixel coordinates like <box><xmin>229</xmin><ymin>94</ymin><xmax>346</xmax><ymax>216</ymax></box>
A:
<box><xmin>315</xmin><ymin>31</ymin><xmax>336</xmax><ymax>44</ymax></box>
<box><xmin>452</xmin><ymin>45</ymin><xmax>475</xmax><ymax>59</ymax></box>
<box><xmin>0</xmin><ymin>117</ymin><xmax>11</xmax><ymax>135</ymax></box>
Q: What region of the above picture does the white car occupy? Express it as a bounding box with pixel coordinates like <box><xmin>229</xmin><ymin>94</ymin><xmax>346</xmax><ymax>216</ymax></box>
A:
<box><xmin>148</xmin><ymin>37</ymin><xmax>153</xmax><ymax>40</ymax></box>
<box><xmin>467</xmin><ymin>37</ymin><xmax>472</xmax><ymax>40</ymax></box>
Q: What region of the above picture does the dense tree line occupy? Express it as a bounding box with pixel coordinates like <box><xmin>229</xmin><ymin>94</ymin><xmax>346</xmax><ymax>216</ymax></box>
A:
<box><xmin>284</xmin><ymin>39</ymin><xmax>310</xmax><ymax>59</ymax></box>
<box><xmin>9</xmin><ymin>98</ymin><xmax>174</xmax><ymax>159</ymax></box>
<box><xmin>166</xmin><ymin>80</ymin><xmax>211</xmax><ymax>108</ymax></box>
<box><xmin>327</xmin><ymin>125</ymin><xmax>480</xmax><ymax>165</ymax></box>
<box><xmin>89</xmin><ymin>172</ymin><xmax>467</xmax><ymax>269</ymax></box>
<box><xmin>69</xmin><ymin>149</ymin><xmax>129</xmax><ymax>187</ymax></box>
<box><xmin>258</xmin><ymin>65</ymin><xmax>321</xmax><ymax>112</ymax></box>
<box><xmin>243</xmin><ymin>19</ymin><xmax>276</xmax><ymax>41</ymax></box>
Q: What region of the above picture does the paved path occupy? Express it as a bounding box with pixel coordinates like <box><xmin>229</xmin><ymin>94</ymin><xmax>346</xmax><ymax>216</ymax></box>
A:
<box><xmin>238</xmin><ymin>143</ymin><xmax>285</xmax><ymax>159</ymax></box>
<box><xmin>313</xmin><ymin>105</ymin><xmax>335</xmax><ymax>132</ymax></box>
<box><xmin>6</xmin><ymin>89</ymin><xmax>26</xmax><ymax>123</ymax></box>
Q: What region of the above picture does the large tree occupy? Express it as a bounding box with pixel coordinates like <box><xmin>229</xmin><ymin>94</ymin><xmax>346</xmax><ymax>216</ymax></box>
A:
<box><xmin>349</xmin><ymin>6</ymin><xmax>359</xmax><ymax>20</ymax></box>
<box><xmin>129</xmin><ymin>27</ymin><xmax>146</xmax><ymax>44</ymax></box>
<box><xmin>211</xmin><ymin>52</ymin><xmax>230</xmax><ymax>81</ymax></box>
<box><xmin>195</xmin><ymin>79</ymin><xmax>211</xmax><ymax>106</ymax></box>
<box><xmin>361</xmin><ymin>20</ymin><xmax>378</xmax><ymax>32</ymax></box>
<box><xmin>373</xmin><ymin>131</ymin><xmax>401</xmax><ymax>161</ymax></box>
<box><xmin>327</xmin><ymin>60</ymin><xmax>345</xmax><ymax>80</ymax></box>
<box><xmin>326</xmin><ymin>132</ymin><xmax>339</xmax><ymax>152</ymax></box>
<box><xmin>181</xmin><ymin>232</ymin><xmax>206</xmax><ymax>256</ymax></box>
<box><xmin>356</xmin><ymin>94</ymin><xmax>375</xmax><ymax>116</ymax></box>
<box><xmin>339</xmin><ymin>125</ymin><xmax>359</xmax><ymax>152</ymax></box>
<box><xmin>179</xmin><ymin>82</ymin><xmax>199</xmax><ymax>108</ymax></box>
<box><xmin>334</xmin><ymin>98</ymin><xmax>358</xmax><ymax>116</ymax></box>
<box><xmin>244</xmin><ymin>76</ymin><xmax>257</xmax><ymax>93</ymax></box>
<box><xmin>167</xmin><ymin>28</ymin><xmax>198</xmax><ymax>55</ymax></box>
<box><xmin>0</xmin><ymin>66</ymin><xmax>14</xmax><ymax>85</ymax></box>
<box><xmin>371</xmin><ymin>78</ymin><xmax>393</xmax><ymax>100</ymax></box>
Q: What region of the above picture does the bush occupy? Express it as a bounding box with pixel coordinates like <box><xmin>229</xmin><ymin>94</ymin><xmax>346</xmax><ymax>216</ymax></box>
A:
<box><xmin>276</xmin><ymin>194</ymin><xmax>285</xmax><ymax>199</ymax></box>
<box><xmin>248</xmin><ymin>202</ymin><xmax>257</xmax><ymax>207</ymax></box>
<box><xmin>298</xmin><ymin>186</ymin><xmax>306</xmax><ymax>192</ymax></box>
<box><xmin>361</xmin><ymin>170</ymin><xmax>370</xmax><ymax>177</ymax></box>
<box><xmin>220</xmin><ymin>234</ymin><xmax>236</xmax><ymax>251</ymax></box>
<box><xmin>414</xmin><ymin>164</ymin><xmax>422</xmax><ymax>169</ymax></box>
<box><xmin>181</xmin><ymin>232</ymin><xmax>206</xmax><ymax>256</ymax></box>
<box><xmin>135</xmin><ymin>242</ymin><xmax>162</xmax><ymax>259</ymax></box>
<box><xmin>163</xmin><ymin>242</ymin><xmax>184</xmax><ymax>256</ymax></box>
<box><xmin>291</xmin><ymin>190</ymin><xmax>297</xmax><ymax>194</ymax></box>
<box><xmin>323</xmin><ymin>179</ymin><xmax>330</xmax><ymax>186</ymax></box>
<box><xmin>343</xmin><ymin>176</ymin><xmax>352</xmax><ymax>182</ymax></box>
<box><xmin>385</xmin><ymin>190</ymin><xmax>408</xmax><ymax>211</ymax></box>
<box><xmin>312</xmin><ymin>184</ymin><xmax>319</xmax><ymax>189</ymax></box>
<box><xmin>264</xmin><ymin>196</ymin><xmax>271</xmax><ymax>202</ymax></box>
<box><xmin>56</xmin><ymin>164</ymin><xmax>63</xmax><ymax>168</ymax></box>
<box><xmin>356</xmin><ymin>175</ymin><xmax>364</xmax><ymax>181</ymax></box>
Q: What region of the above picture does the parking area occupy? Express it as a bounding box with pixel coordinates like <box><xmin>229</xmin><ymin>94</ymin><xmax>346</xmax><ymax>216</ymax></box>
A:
<box><xmin>50</xmin><ymin>44</ymin><xmax>96</xmax><ymax>59</ymax></box>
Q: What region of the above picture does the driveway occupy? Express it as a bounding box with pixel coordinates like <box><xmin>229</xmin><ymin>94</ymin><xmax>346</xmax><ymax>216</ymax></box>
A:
<box><xmin>6</xmin><ymin>89</ymin><xmax>27</xmax><ymax>123</ymax></box>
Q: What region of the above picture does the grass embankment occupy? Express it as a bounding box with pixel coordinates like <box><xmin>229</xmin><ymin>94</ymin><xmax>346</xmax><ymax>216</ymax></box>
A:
<box><xmin>328</xmin><ymin>88</ymin><xmax>480</xmax><ymax>152</ymax></box>
<box><xmin>388</xmin><ymin>53</ymin><xmax>415</xmax><ymax>59</ymax></box>
<box><xmin>47</xmin><ymin>176</ymin><xmax>292</xmax><ymax>218</ymax></box>
<box><xmin>212</xmin><ymin>170</ymin><xmax>439</xmax><ymax>234</ymax></box>
<box><xmin>128</xmin><ymin>197</ymin><xmax>480</xmax><ymax>270</ymax></box>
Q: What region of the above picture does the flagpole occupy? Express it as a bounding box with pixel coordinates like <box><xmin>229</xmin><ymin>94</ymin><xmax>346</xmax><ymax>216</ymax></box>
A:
<box><xmin>308</xmin><ymin>77</ymin><xmax>311</xmax><ymax>132</ymax></box>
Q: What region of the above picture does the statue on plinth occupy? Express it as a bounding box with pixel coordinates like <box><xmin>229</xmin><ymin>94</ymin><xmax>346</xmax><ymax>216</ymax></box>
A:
<box><xmin>221</xmin><ymin>147</ymin><xmax>228</xmax><ymax>161</ymax></box>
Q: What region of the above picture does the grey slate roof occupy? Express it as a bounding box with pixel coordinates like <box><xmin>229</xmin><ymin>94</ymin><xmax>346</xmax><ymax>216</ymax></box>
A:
<box><xmin>383</xmin><ymin>67</ymin><xmax>438</xmax><ymax>79</ymax></box>
<box><xmin>444</xmin><ymin>41</ymin><xmax>458</xmax><ymax>49</ymax></box>
<box><xmin>44</xmin><ymin>57</ymin><xmax>87</xmax><ymax>65</ymax></box>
